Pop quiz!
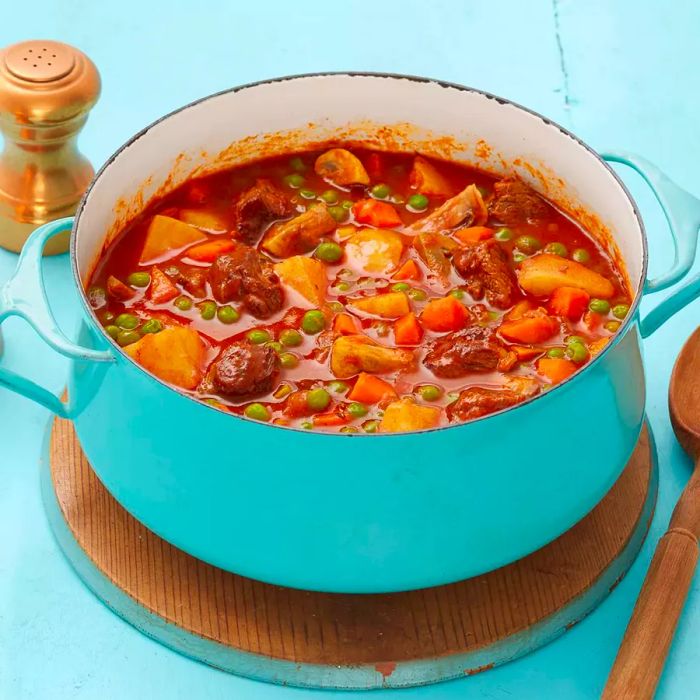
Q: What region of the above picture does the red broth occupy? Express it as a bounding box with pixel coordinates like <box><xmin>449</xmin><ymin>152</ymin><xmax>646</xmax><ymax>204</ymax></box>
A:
<box><xmin>88</xmin><ymin>147</ymin><xmax>631</xmax><ymax>433</ymax></box>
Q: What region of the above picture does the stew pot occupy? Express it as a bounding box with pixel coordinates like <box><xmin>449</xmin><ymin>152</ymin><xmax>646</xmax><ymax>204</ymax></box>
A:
<box><xmin>2</xmin><ymin>74</ymin><xmax>700</xmax><ymax>593</ymax></box>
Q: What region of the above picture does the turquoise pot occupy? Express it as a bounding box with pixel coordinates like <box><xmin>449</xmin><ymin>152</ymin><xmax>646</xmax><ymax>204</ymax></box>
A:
<box><xmin>2</xmin><ymin>74</ymin><xmax>700</xmax><ymax>593</ymax></box>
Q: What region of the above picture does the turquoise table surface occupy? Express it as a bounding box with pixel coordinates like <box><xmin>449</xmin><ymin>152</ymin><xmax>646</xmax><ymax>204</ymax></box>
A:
<box><xmin>1</xmin><ymin>1</ymin><xmax>699</xmax><ymax>697</ymax></box>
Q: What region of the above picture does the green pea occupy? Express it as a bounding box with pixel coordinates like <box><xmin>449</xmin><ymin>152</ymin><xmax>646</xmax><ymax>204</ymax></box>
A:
<box><xmin>514</xmin><ymin>235</ymin><xmax>542</xmax><ymax>254</ymax></box>
<box><xmin>198</xmin><ymin>300</ymin><xmax>217</xmax><ymax>320</ymax></box>
<box><xmin>320</xmin><ymin>189</ymin><xmax>339</xmax><ymax>204</ymax></box>
<box><xmin>283</xmin><ymin>173</ymin><xmax>305</xmax><ymax>188</ymax></box>
<box><xmin>612</xmin><ymin>303</ymin><xmax>629</xmax><ymax>320</ymax></box>
<box><xmin>407</xmin><ymin>193</ymin><xmax>429</xmax><ymax>211</ymax></box>
<box><xmin>392</xmin><ymin>282</ymin><xmax>410</xmax><ymax>292</ymax></box>
<box><xmin>116</xmin><ymin>329</ymin><xmax>141</xmax><ymax>346</ymax></box>
<box><xmin>327</xmin><ymin>301</ymin><xmax>344</xmax><ymax>313</ymax></box>
<box><xmin>417</xmin><ymin>385</ymin><xmax>442</xmax><ymax>401</ymax></box>
<box><xmin>494</xmin><ymin>227</ymin><xmax>513</xmax><ymax>242</ymax></box>
<box><xmin>348</xmin><ymin>402</ymin><xmax>368</xmax><ymax>418</ymax></box>
<box><xmin>279</xmin><ymin>352</ymin><xmax>299</xmax><ymax>369</ymax></box>
<box><xmin>299</xmin><ymin>189</ymin><xmax>316</xmax><ymax>200</ymax></box>
<box><xmin>513</xmin><ymin>251</ymin><xmax>527</xmax><ymax>263</ymax></box>
<box><xmin>280</xmin><ymin>328</ymin><xmax>302</xmax><ymax>347</ymax></box>
<box><xmin>217</xmin><ymin>305</ymin><xmax>239</xmax><ymax>324</ymax></box>
<box><xmin>301</xmin><ymin>421</ymin><xmax>314</xmax><ymax>430</ymax></box>
<box><xmin>362</xmin><ymin>419</ymin><xmax>380</xmax><ymax>433</ymax></box>
<box><xmin>566</xmin><ymin>335</ymin><xmax>586</xmax><ymax>347</ymax></box>
<box><xmin>328</xmin><ymin>381</ymin><xmax>349</xmax><ymax>394</ymax></box>
<box><xmin>244</xmin><ymin>403</ymin><xmax>270</xmax><ymax>422</ymax></box>
<box><xmin>302</xmin><ymin>309</ymin><xmax>326</xmax><ymax>334</ymax></box>
<box><xmin>140</xmin><ymin>319</ymin><xmax>163</xmax><ymax>334</ymax></box>
<box><xmin>341</xmin><ymin>199</ymin><xmax>354</xmax><ymax>209</ymax></box>
<box><xmin>340</xmin><ymin>426</ymin><xmax>359</xmax><ymax>434</ymax></box>
<box><xmin>87</xmin><ymin>286</ymin><xmax>107</xmax><ymax>309</ymax></box>
<box><xmin>450</xmin><ymin>289</ymin><xmax>465</xmax><ymax>299</ymax></box>
<box><xmin>407</xmin><ymin>288</ymin><xmax>427</xmax><ymax>302</ymax></box>
<box><xmin>566</xmin><ymin>342</ymin><xmax>589</xmax><ymax>363</ymax></box>
<box><xmin>174</xmin><ymin>295</ymin><xmax>193</xmax><ymax>311</ymax></box>
<box><xmin>266</xmin><ymin>340</ymin><xmax>283</xmax><ymax>353</ymax></box>
<box><xmin>605</xmin><ymin>320</ymin><xmax>621</xmax><ymax>333</ymax></box>
<box><xmin>371</xmin><ymin>183</ymin><xmax>391</xmax><ymax>199</ymax></box>
<box><xmin>328</xmin><ymin>205</ymin><xmax>349</xmax><ymax>222</ymax></box>
<box><xmin>127</xmin><ymin>271</ymin><xmax>151</xmax><ymax>288</ymax></box>
<box><xmin>546</xmin><ymin>347</ymin><xmax>565</xmax><ymax>359</ymax></box>
<box><xmin>572</xmin><ymin>248</ymin><xmax>590</xmax><ymax>263</ymax></box>
<box><xmin>115</xmin><ymin>313</ymin><xmax>139</xmax><ymax>329</ymax></box>
<box><xmin>307</xmin><ymin>388</ymin><xmax>331</xmax><ymax>412</ymax></box>
<box><xmin>247</xmin><ymin>329</ymin><xmax>271</xmax><ymax>345</ymax></box>
<box><xmin>315</xmin><ymin>241</ymin><xmax>343</xmax><ymax>263</ymax></box>
<box><xmin>589</xmin><ymin>298</ymin><xmax>611</xmax><ymax>315</ymax></box>
<box><xmin>335</xmin><ymin>281</ymin><xmax>352</xmax><ymax>293</ymax></box>
<box><xmin>104</xmin><ymin>324</ymin><xmax>120</xmax><ymax>339</ymax></box>
<box><xmin>544</xmin><ymin>242</ymin><xmax>568</xmax><ymax>257</ymax></box>
<box><xmin>289</xmin><ymin>156</ymin><xmax>306</xmax><ymax>172</ymax></box>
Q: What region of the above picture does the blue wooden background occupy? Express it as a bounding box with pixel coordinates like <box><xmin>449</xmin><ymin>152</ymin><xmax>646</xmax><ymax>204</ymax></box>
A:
<box><xmin>1</xmin><ymin>1</ymin><xmax>699</xmax><ymax>697</ymax></box>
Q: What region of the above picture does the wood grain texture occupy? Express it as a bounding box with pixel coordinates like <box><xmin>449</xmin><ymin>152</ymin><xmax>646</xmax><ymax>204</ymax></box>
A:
<box><xmin>50</xmin><ymin>417</ymin><xmax>652</xmax><ymax>669</ymax></box>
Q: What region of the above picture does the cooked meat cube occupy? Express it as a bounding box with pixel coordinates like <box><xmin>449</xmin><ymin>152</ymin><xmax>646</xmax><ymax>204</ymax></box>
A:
<box><xmin>447</xmin><ymin>387</ymin><xmax>525</xmax><ymax>421</ymax></box>
<box><xmin>166</xmin><ymin>266</ymin><xmax>208</xmax><ymax>298</ymax></box>
<box><xmin>208</xmin><ymin>242</ymin><xmax>284</xmax><ymax>319</ymax></box>
<box><xmin>408</xmin><ymin>184</ymin><xmax>487</xmax><ymax>234</ymax></box>
<box><xmin>233</xmin><ymin>178</ymin><xmax>294</xmax><ymax>244</ymax></box>
<box><xmin>207</xmin><ymin>340</ymin><xmax>279</xmax><ymax>397</ymax></box>
<box><xmin>452</xmin><ymin>240</ymin><xmax>518</xmax><ymax>309</ymax></box>
<box><xmin>489</xmin><ymin>178</ymin><xmax>550</xmax><ymax>225</ymax></box>
<box><xmin>423</xmin><ymin>326</ymin><xmax>517</xmax><ymax>378</ymax></box>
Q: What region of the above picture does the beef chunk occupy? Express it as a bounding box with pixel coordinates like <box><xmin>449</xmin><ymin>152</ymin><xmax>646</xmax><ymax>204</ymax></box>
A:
<box><xmin>489</xmin><ymin>178</ymin><xmax>550</xmax><ymax>226</ymax></box>
<box><xmin>208</xmin><ymin>242</ymin><xmax>284</xmax><ymax>319</ymax></box>
<box><xmin>447</xmin><ymin>387</ymin><xmax>525</xmax><ymax>421</ymax></box>
<box><xmin>452</xmin><ymin>240</ymin><xmax>518</xmax><ymax>309</ymax></box>
<box><xmin>233</xmin><ymin>178</ymin><xmax>294</xmax><ymax>244</ymax></box>
<box><xmin>166</xmin><ymin>266</ymin><xmax>208</xmax><ymax>298</ymax></box>
<box><xmin>208</xmin><ymin>341</ymin><xmax>279</xmax><ymax>398</ymax></box>
<box><xmin>423</xmin><ymin>326</ymin><xmax>517</xmax><ymax>378</ymax></box>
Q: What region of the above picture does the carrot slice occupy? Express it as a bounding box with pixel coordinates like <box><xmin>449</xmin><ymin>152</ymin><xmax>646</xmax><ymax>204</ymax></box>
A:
<box><xmin>106</xmin><ymin>275</ymin><xmax>135</xmax><ymax>301</ymax></box>
<box><xmin>347</xmin><ymin>373</ymin><xmax>397</xmax><ymax>404</ymax></box>
<box><xmin>352</xmin><ymin>199</ymin><xmax>402</xmax><ymax>228</ymax></box>
<box><xmin>512</xmin><ymin>345</ymin><xmax>543</xmax><ymax>361</ymax></box>
<box><xmin>392</xmin><ymin>259</ymin><xmax>422</xmax><ymax>281</ymax></box>
<box><xmin>312</xmin><ymin>411</ymin><xmax>350</xmax><ymax>427</ymax></box>
<box><xmin>185</xmin><ymin>238</ymin><xmax>235</xmax><ymax>262</ymax></box>
<box><xmin>421</xmin><ymin>296</ymin><xmax>471</xmax><ymax>332</ymax></box>
<box><xmin>453</xmin><ymin>226</ymin><xmax>494</xmax><ymax>245</ymax></box>
<box><xmin>537</xmin><ymin>357</ymin><xmax>577</xmax><ymax>384</ymax></box>
<box><xmin>394</xmin><ymin>312</ymin><xmax>423</xmax><ymax>345</ymax></box>
<box><xmin>548</xmin><ymin>286</ymin><xmax>590</xmax><ymax>321</ymax></box>
<box><xmin>582</xmin><ymin>310</ymin><xmax>603</xmax><ymax>332</ymax></box>
<box><xmin>148</xmin><ymin>266</ymin><xmax>179</xmax><ymax>304</ymax></box>
<box><xmin>504</xmin><ymin>299</ymin><xmax>536</xmax><ymax>321</ymax></box>
<box><xmin>499</xmin><ymin>310</ymin><xmax>559</xmax><ymax>344</ymax></box>
<box><xmin>333</xmin><ymin>313</ymin><xmax>359</xmax><ymax>335</ymax></box>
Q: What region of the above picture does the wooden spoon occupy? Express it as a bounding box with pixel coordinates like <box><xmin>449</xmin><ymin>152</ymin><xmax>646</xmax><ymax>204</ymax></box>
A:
<box><xmin>603</xmin><ymin>327</ymin><xmax>700</xmax><ymax>699</ymax></box>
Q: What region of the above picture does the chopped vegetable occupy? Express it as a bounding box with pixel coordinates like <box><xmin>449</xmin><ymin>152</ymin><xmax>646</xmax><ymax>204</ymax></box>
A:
<box><xmin>198</xmin><ymin>300</ymin><xmax>217</xmax><ymax>320</ymax></box>
<box><xmin>331</xmin><ymin>335</ymin><xmax>414</xmax><ymax>378</ymax></box>
<box><xmin>589</xmin><ymin>337</ymin><xmax>610</xmax><ymax>356</ymax></box>
<box><xmin>280</xmin><ymin>328</ymin><xmax>303</xmax><ymax>346</ymax></box>
<box><xmin>301</xmin><ymin>309</ymin><xmax>326</xmax><ymax>334</ymax></box>
<box><xmin>148</xmin><ymin>267</ymin><xmax>180</xmax><ymax>304</ymax></box>
<box><xmin>392</xmin><ymin>259</ymin><xmax>421</xmax><ymax>281</ymax></box>
<box><xmin>307</xmin><ymin>388</ymin><xmax>331</xmax><ymax>412</ymax></box>
<box><xmin>140</xmin><ymin>215</ymin><xmax>206</xmax><ymax>264</ymax></box>
<box><xmin>314</xmin><ymin>241</ymin><xmax>343</xmax><ymax>263</ymax></box>
<box><xmin>313</xmin><ymin>411</ymin><xmax>349</xmax><ymax>427</ymax></box>
<box><xmin>117</xmin><ymin>329</ymin><xmax>141</xmax><ymax>346</ymax></box>
<box><xmin>408</xmin><ymin>184</ymin><xmax>487</xmax><ymax>234</ymax></box>
<box><xmin>115</xmin><ymin>313</ymin><xmax>139</xmax><ymax>329</ymax></box>
<box><xmin>127</xmin><ymin>272</ymin><xmax>151</xmax><ymax>288</ymax></box>
<box><xmin>514</xmin><ymin>235</ymin><xmax>542</xmax><ymax>254</ymax></box>
<box><xmin>371</xmin><ymin>183</ymin><xmax>391</xmax><ymax>199</ymax></box>
<box><xmin>349</xmin><ymin>291</ymin><xmax>410</xmax><ymax>319</ymax></box>
<box><xmin>320</xmin><ymin>189</ymin><xmax>339</xmax><ymax>204</ymax></box>
<box><xmin>421</xmin><ymin>296</ymin><xmax>471</xmax><ymax>332</ymax></box>
<box><xmin>262</xmin><ymin>205</ymin><xmax>336</xmax><ymax>257</ymax></box>
<box><xmin>589</xmin><ymin>298</ymin><xmax>611</xmax><ymax>314</ymax></box>
<box><xmin>107</xmin><ymin>275</ymin><xmax>135</xmax><ymax>301</ymax></box>
<box><xmin>572</xmin><ymin>248</ymin><xmax>591</xmax><ymax>263</ymax></box>
<box><xmin>347</xmin><ymin>372</ymin><xmax>397</xmax><ymax>403</ymax></box>
<box><xmin>345</xmin><ymin>228</ymin><xmax>404</xmax><ymax>274</ymax></box>
<box><xmin>274</xmin><ymin>256</ymin><xmax>328</xmax><ymax>306</ymax></box>
<box><xmin>333</xmin><ymin>313</ymin><xmax>359</xmax><ymax>335</ymax></box>
<box><xmin>315</xmin><ymin>148</ymin><xmax>370</xmax><ymax>186</ymax></box>
<box><xmin>394</xmin><ymin>312</ymin><xmax>423</xmax><ymax>345</ymax></box>
<box><xmin>512</xmin><ymin>345</ymin><xmax>543</xmax><ymax>361</ymax></box>
<box><xmin>217</xmin><ymin>305</ymin><xmax>239</xmax><ymax>324</ymax></box>
<box><xmin>409</xmin><ymin>156</ymin><xmax>453</xmax><ymax>197</ymax></box>
<box><xmin>279</xmin><ymin>352</ymin><xmax>299</xmax><ymax>369</ymax></box>
<box><xmin>494</xmin><ymin>227</ymin><xmax>513</xmax><ymax>241</ymax></box>
<box><xmin>536</xmin><ymin>357</ymin><xmax>577</xmax><ymax>384</ymax></box>
<box><xmin>328</xmin><ymin>206</ymin><xmax>349</xmax><ymax>223</ymax></box>
<box><xmin>247</xmin><ymin>329</ymin><xmax>271</xmax><ymax>344</ymax></box>
<box><xmin>548</xmin><ymin>286</ymin><xmax>590</xmax><ymax>321</ymax></box>
<box><xmin>545</xmin><ymin>242</ymin><xmax>568</xmax><ymax>257</ymax></box>
<box><xmin>179</xmin><ymin>209</ymin><xmax>228</xmax><ymax>233</ymax></box>
<box><xmin>185</xmin><ymin>238</ymin><xmax>236</xmax><ymax>262</ymax></box>
<box><xmin>347</xmin><ymin>402</ymin><xmax>368</xmax><ymax>418</ymax></box>
<box><xmin>379</xmin><ymin>398</ymin><xmax>441</xmax><ymax>432</ymax></box>
<box><xmin>140</xmin><ymin>319</ymin><xmax>163</xmax><ymax>334</ymax></box>
<box><xmin>174</xmin><ymin>295</ymin><xmax>193</xmax><ymax>311</ymax></box>
<box><xmin>352</xmin><ymin>199</ymin><xmax>402</xmax><ymax>228</ymax></box>
<box><xmin>283</xmin><ymin>173</ymin><xmax>305</xmax><ymax>188</ymax></box>
<box><xmin>518</xmin><ymin>254</ymin><xmax>615</xmax><ymax>298</ymax></box>
<box><xmin>244</xmin><ymin>403</ymin><xmax>271</xmax><ymax>421</ymax></box>
<box><xmin>453</xmin><ymin>226</ymin><xmax>494</xmax><ymax>245</ymax></box>
<box><xmin>612</xmin><ymin>303</ymin><xmax>630</xmax><ymax>319</ymax></box>
<box><xmin>582</xmin><ymin>309</ymin><xmax>603</xmax><ymax>332</ymax></box>
<box><xmin>566</xmin><ymin>339</ymin><xmax>589</xmax><ymax>363</ymax></box>
<box><xmin>416</xmin><ymin>384</ymin><xmax>442</xmax><ymax>401</ymax></box>
<box><xmin>412</xmin><ymin>233</ymin><xmax>457</xmax><ymax>282</ymax></box>
<box><xmin>605</xmin><ymin>320</ymin><xmax>621</xmax><ymax>333</ymax></box>
<box><xmin>499</xmin><ymin>309</ymin><xmax>559</xmax><ymax>343</ymax></box>
<box><xmin>407</xmin><ymin>194</ymin><xmax>429</xmax><ymax>211</ymax></box>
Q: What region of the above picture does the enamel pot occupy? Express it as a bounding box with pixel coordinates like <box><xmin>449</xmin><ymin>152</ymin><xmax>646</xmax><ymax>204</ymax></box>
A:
<box><xmin>2</xmin><ymin>74</ymin><xmax>700</xmax><ymax>593</ymax></box>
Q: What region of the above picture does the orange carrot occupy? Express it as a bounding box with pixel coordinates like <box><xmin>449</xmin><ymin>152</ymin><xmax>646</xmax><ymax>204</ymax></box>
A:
<box><xmin>537</xmin><ymin>357</ymin><xmax>578</xmax><ymax>384</ymax></box>
<box><xmin>582</xmin><ymin>309</ymin><xmax>603</xmax><ymax>332</ymax></box>
<box><xmin>453</xmin><ymin>226</ymin><xmax>494</xmax><ymax>245</ymax></box>
<box><xmin>312</xmin><ymin>411</ymin><xmax>350</xmax><ymax>427</ymax></box>
<box><xmin>333</xmin><ymin>313</ymin><xmax>359</xmax><ymax>335</ymax></box>
<box><xmin>512</xmin><ymin>345</ymin><xmax>543</xmax><ymax>361</ymax></box>
<box><xmin>504</xmin><ymin>299</ymin><xmax>536</xmax><ymax>321</ymax></box>
<box><xmin>499</xmin><ymin>310</ymin><xmax>559</xmax><ymax>343</ymax></box>
<box><xmin>347</xmin><ymin>373</ymin><xmax>397</xmax><ymax>404</ymax></box>
<box><xmin>352</xmin><ymin>199</ymin><xmax>402</xmax><ymax>228</ymax></box>
<box><xmin>392</xmin><ymin>259</ymin><xmax>422</xmax><ymax>281</ymax></box>
<box><xmin>394</xmin><ymin>312</ymin><xmax>423</xmax><ymax>345</ymax></box>
<box><xmin>186</xmin><ymin>238</ymin><xmax>235</xmax><ymax>262</ymax></box>
<box><xmin>421</xmin><ymin>296</ymin><xmax>471</xmax><ymax>332</ymax></box>
<box><xmin>148</xmin><ymin>266</ymin><xmax>179</xmax><ymax>304</ymax></box>
<box><xmin>106</xmin><ymin>275</ymin><xmax>135</xmax><ymax>301</ymax></box>
<box><xmin>548</xmin><ymin>286</ymin><xmax>590</xmax><ymax>321</ymax></box>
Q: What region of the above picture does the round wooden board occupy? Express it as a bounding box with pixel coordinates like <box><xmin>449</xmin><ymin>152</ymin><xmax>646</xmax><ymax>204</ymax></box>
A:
<box><xmin>43</xmin><ymin>417</ymin><xmax>657</xmax><ymax>690</ymax></box>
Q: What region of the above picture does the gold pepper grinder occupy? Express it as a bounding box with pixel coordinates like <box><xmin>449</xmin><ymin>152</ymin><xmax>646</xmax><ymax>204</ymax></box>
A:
<box><xmin>0</xmin><ymin>40</ymin><xmax>100</xmax><ymax>255</ymax></box>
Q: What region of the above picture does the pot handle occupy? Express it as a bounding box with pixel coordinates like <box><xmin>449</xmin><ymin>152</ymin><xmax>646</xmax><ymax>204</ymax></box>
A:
<box><xmin>0</xmin><ymin>218</ymin><xmax>114</xmax><ymax>418</ymax></box>
<box><xmin>602</xmin><ymin>151</ymin><xmax>700</xmax><ymax>337</ymax></box>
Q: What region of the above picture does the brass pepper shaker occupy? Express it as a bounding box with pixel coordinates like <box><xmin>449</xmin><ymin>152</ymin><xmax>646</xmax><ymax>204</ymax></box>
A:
<box><xmin>0</xmin><ymin>40</ymin><xmax>100</xmax><ymax>255</ymax></box>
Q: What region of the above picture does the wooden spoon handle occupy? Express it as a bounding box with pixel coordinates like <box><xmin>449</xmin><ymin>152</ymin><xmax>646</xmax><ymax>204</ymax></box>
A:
<box><xmin>602</xmin><ymin>466</ymin><xmax>700</xmax><ymax>700</ymax></box>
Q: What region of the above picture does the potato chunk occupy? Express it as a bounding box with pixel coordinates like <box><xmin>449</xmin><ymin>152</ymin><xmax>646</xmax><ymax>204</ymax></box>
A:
<box><xmin>409</xmin><ymin>156</ymin><xmax>453</xmax><ymax>197</ymax></box>
<box><xmin>261</xmin><ymin>205</ymin><xmax>336</xmax><ymax>257</ymax></box>
<box><xmin>124</xmin><ymin>326</ymin><xmax>206</xmax><ymax>390</ymax></box>
<box><xmin>178</xmin><ymin>209</ymin><xmax>228</xmax><ymax>233</ymax></box>
<box><xmin>330</xmin><ymin>334</ymin><xmax>414</xmax><ymax>378</ymax></box>
<box><xmin>379</xmin><ymin>398</ymin><xmax>441</xmax><ymax>432</ymax></box>
<box><xmin>344</xmin><ymin>228</ymin><xmax>404</xmax><ymax>274</ymax></box>
<box><xmin>140</xmin><ymin>215</ymin><xmax>207</xmax><ymax>264</ymax></box>
<box><xmin>314</xmin><ymin>148</ymin><xmax>370</xmax><ymax>186</ymax></box>
<box><xmin>348</xmin><ymin>291</ymin><xmax>410</xmax><ymax>319</ymax></box>
<box><xmin>518</xmin><ymin>254</ymin><xmax>615</xmax><ymax>298</ymax></box>
<box><xmin>274</xmin><ymin>256</ymin><xmax>328</xmax><ymax>306</ymax></box>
